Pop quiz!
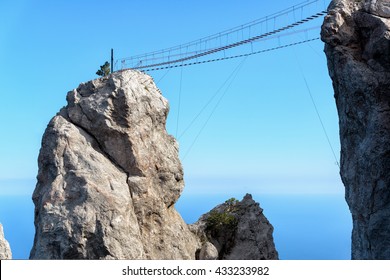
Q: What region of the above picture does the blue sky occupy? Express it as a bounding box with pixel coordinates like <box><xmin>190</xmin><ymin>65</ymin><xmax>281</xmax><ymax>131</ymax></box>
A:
<box><xmin>0</xmin><ymin>0</ymin><xmax>352</xmax><ymax>259</ymax></box>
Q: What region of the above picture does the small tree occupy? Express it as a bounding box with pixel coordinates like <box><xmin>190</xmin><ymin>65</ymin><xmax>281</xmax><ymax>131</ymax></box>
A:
<box><xmin>206</xmin><ymin>198</ymin><xmax>239</xmax><ymax>232</ymax></box>
<box><xmin>96</xmin><ymin>61</ymin><xmax>110</xmax><ymax>77</ymax></box>
<box><xmin>206</xmin><ymin>210</ymin><xmax>237</xmax><ymax>232</ymax></box>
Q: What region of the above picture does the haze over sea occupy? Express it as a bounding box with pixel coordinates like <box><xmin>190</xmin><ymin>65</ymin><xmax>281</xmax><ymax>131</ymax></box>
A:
<box><xmin>0</xmin><ymin>178</ymin><xmax>351</xmax><ymax>260</ymax></box>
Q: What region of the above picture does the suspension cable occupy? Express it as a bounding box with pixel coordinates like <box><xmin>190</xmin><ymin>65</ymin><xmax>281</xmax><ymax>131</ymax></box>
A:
<box><xmin>129</xmin><ymin>11</ymin><xmax>326</xmax><ymax>71</ymax></box>
<box><xmin>182</xmin><ymin>57</ymin><xmax>247</xmax><ymax>160</ymax></box>
<box><xmin>136</xmin><ymin>37</ymin><xmax>319</xmax><ymax>72</ymax></box>
<box><xmin>293</xmin><ymin>48</ymin><xmax>340</xmax><ymax>168</ymax></box>
<box><xmin>117</xmin><ymin>0</ymin><xmax>325</xmax><ymax>70</ymax></box>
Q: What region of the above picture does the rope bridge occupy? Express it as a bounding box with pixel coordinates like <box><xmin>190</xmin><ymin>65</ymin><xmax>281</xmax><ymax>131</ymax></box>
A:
<box><xmin>114</xmin><ymin>0</ymin><xmax>328</xmax><ymax>72</ymax></box>
<box><xmin>110</xmin><ymin>0</ymin><xmax>337</xmax><ymax>165</ymax></box>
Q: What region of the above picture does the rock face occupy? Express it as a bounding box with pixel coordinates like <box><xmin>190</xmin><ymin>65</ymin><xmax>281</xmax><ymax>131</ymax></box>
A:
<box><xmin>30</xmin><ymin>69</ymin><xmax>278</xmax><ymax>260</ymax></box>
<box><xmin>30</xmin><ymin>70</ymin><xmax>199</xmax><ymax>259</ymax></box>
<box><xmin>0</xmin><ymin>223</ymin><xmax>12</xmax><ymax>259</ymax></box>
<box><xmin>191</xmin><ymin>194</ymin><xmax>279</xmax><ymax>260</ymax></box>
<box><xmin>322</xmin><ymin>0</ymin><xmax>390</xmax><ymax>259</ymax></box>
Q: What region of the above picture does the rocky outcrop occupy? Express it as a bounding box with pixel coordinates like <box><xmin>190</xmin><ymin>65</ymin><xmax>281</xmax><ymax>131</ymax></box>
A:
<box><xmin>30</xmin><ymin>69</ymin><xmax>278</xmax><ymax>259</ymax></box>
<box><xmin>30</xmin><ymin>70</ymin><xmax>199</xmax><ymax>259</ymax></box>
<box><xmin>191</xmin><ymin>194</ymin><xmax>279</xmax><ymax>260</ymax></box>
<box><xmin>322</xmin><ymin>0</ymin><xmax>390</xmax><ymax>259</ymax></box>
<box><xmin>0</xmin><ymin>223</ymin><xmax>12</xmax><ymax>259</ymax></box>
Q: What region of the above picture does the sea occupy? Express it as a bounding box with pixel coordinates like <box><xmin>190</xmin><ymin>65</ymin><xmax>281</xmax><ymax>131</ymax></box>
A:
<box><xmin>0</xmin><ymin>193</ymin><xmax>352</xmax><ymax>260</ymax></box>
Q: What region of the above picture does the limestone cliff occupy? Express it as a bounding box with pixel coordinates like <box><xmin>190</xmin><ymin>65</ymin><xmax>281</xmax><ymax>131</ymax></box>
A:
<box><xmin>30</xmin><ymin>70</ymin><xmax>199</xmax><ymax>259</ymax></box>
<box><xmin>30</xmin><ymin>69</ymin><xmax>278</xmax><ymax>259</ymax></box>
<box><xmin>191</xmin><ymin>194</ymin><xmax>279</xmax><ymax>260</ymax></box>
<box><xmin>0</xmin><ymin>223</ymin><xmax>12</xmax><ymax>259</ymax></box>
<box><xmin>322</xmin><ymin>0</ymin><xmax>390</xmax><ymax>259</ymax></box>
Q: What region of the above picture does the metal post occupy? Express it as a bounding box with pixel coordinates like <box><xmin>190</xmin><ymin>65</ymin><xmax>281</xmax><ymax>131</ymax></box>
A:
<box><xmin>111</xmin><ymin>48</ymin><xmax>114</xmax><ymax>73</ymax></box>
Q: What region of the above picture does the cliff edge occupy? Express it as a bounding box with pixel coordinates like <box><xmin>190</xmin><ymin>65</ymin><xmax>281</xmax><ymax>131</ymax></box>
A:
<box><xmin>0</xmin><ymin>223</ymin><xmax>12</xmax><ymax>259</ymax></box>
<box><xmin>322</xmin><ymin>0</ymin><xmax>390</xmax><ymax>259</ymax></box>
<box><xmin>30</xmin><ymin>69</ymin><xmax>278</xmax><ymax>259</ymax></box>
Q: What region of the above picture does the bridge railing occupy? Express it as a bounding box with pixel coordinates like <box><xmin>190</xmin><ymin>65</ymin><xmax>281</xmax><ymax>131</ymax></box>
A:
<box><xmin>114</xmin><ymin>0</ymin><xmax>329</xmax><ymax>72</ymax></box>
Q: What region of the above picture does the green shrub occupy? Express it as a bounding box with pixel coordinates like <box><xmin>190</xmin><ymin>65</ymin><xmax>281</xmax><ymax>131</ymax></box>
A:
<box><xmin>96</xmin><ymin>61</ymin><xmax>110</xmax><ymax>77</ymax></box>
<box><xmin>206</xmin><ymin>210</ymin><xmax>237</xmax><ymax>231</ymax></box>
<box><xmin>225</xmin><ymin>198</ymin><xmax>239</xmax><ymax>211</ymax></box>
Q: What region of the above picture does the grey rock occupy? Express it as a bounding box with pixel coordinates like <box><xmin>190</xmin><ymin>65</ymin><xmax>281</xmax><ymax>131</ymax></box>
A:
<box><xmin>30</xmin><ymin>70</ymin><xmax>277</xmax><ymax>260</ymax></box>
<box><xmin>30</xmin><ymin>114</ymin><xmax>145</xmax><ymax>259</ymax></box>
<box><xmin>322</xmin><ymin>0</ymin><xmax>390</xmax><ymax>259</ymax></box>
<box><xmin>0</xmin><ymin>223</ymin><xmax>12</xmax><ymax>259</ymax></box>
<box><xmin>199</xmin><ymin>242</ymin><xmax>219</xmax><ymax>260</ymax></box>
<box><xmin>191</xmin><ymin>194</ymin><xmax>279</xmax><ymax>260</ymax></box>
<box><xmin>364</xmin><ymin>0</ymin><xmax>390</xmax><ymax>18</ymax></box>
<box><xmin>30</xmin><ymin>70</ymin><xmax>199</xmax><ymax>259</ymax></box>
